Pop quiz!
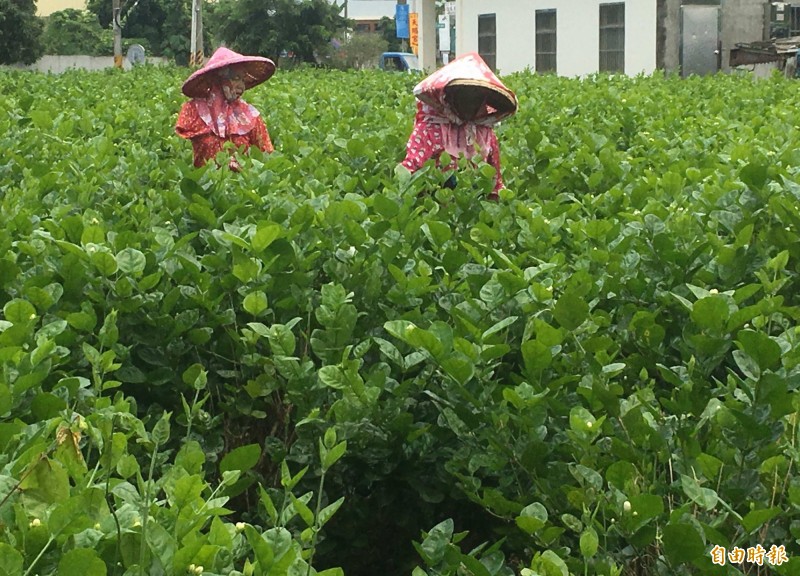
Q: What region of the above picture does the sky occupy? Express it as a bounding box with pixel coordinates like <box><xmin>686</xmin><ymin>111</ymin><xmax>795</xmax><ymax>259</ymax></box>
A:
<box><xmin>331</xmin><ymin>0</ymin><xmax>397</xmax><ymax>20</ymax></box>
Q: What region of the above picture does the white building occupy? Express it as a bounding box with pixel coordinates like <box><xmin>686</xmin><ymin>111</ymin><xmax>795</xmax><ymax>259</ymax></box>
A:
<box><xmin>455</xmin><ymin>0</ymin><xmax>769</xmax><ymax>76</ymax></box>
<box><xmin>331</xmin><ymin>0</ymin><xmax>396</xmax><ymax>31</ymax></box>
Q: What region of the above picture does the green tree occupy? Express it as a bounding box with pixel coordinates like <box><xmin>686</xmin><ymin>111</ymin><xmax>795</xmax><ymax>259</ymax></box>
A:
<box><xmin>376</xmin><ymin>16</ymin><xmax>401</xmax><ymax>52</ymax></box>
<box><xmin>41</xmin><ymin>9</ymin><xmax>112</xmax><ymax>56</ymax></box>
<box><xmin>86</xmin><ymin>0</ymin><xmax>201</xmax><ymax>61</ymax></box>
<box><xmin>0</xmin><ymin>0</ymin><xmax>43</xmax><ymax>64</ymax></box>
<box><xmin>329</xmin><ymin>32</ymin><xmax>387</xmax><ymax>70</ymax></box>
<box><xmin>209</xmin><ymin>0</ymin><xmax>346</xmax><ymax>63</ymax></box>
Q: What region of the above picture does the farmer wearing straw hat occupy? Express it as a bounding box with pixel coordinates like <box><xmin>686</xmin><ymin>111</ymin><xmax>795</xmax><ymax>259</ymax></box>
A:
<box><xmin>176</xmin><ymin>47</ymin><xmax>276</xmax><ymax>171</ymax></box>
<box><xmin>399</xmin><ymin>52</ymin><xmax>518</xmax><ymax>200</ymax></box>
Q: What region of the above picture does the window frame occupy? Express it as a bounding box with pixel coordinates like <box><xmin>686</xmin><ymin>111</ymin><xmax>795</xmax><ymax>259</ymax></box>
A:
<box><xmin>535</xmin><ymin>9</ymin><xmax>557</xmax><ymax>74</ymax></box>
<box><xmin>478</xmin><ymin>13</ymin><xmax>497</xmax><ymax>71</ymax></box>
<box><xmin>599</xmin><ymin>2</ymin><xmax>625</xmax><ymax>73</ymax></box>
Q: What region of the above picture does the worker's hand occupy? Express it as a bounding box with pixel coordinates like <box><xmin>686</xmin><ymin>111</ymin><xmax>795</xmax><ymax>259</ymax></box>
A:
<box><xmin>229</xmin><ymin>158</ymin><xmax>241</xmax><ymax>172</ymax></box>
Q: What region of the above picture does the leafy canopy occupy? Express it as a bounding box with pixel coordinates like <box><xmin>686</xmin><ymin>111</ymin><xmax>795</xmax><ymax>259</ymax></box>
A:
<box><xmin>85</xmin><ymin>0</ymin><xmax>200</xmax><ymax>61</ymax></box>
<box><xmin>41</xmin><ymin>9</ymin><xmax>112</xmax><ymax>56</ymax></box>
<box><xmin>0</xmin><ymin>0</ymin><xmax>43</xmax><ymax>64</ymax></box>
<box><xmin>209</xmin><ymin>0</ymin><xmax>347</xmax><ymax>63</ymax></box>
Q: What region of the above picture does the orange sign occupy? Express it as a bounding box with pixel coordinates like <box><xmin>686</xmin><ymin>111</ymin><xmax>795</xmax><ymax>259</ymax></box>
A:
<box><xmin>410</xmin><ymin>12</ymin><xmax>419</xmax><ymax>55</ymax></box>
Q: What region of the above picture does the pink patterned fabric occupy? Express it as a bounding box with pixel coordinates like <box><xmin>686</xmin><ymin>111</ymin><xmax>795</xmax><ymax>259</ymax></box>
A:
<box><xmin>401</xmin><ymin>101</ymin><xmax>504</xmax><ymax>192</ymax></box>
<box><xmin>188</xmin><ymin>85</ymin><xmax>261</xmax><ymax>139</ymax></box>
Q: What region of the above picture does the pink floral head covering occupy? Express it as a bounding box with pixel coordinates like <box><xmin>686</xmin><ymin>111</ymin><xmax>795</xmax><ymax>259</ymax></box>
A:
<box><xmin>413</xmin><ymin>52</ymin><xmax>517</xmax><ymax>125</ymax></box>
<box><xmin>411</xmin><ymin>52</ymin><xmax>517</xmax><ymax>161</ymax></box>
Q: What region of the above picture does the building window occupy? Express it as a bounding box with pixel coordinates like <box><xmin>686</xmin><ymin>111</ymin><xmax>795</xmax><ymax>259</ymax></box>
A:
<box><xmin>791</xmin><ymin>7</ymin><xmax>800</xmax><ymax>36</ymax></box>
<box><xmin>535</xmin><ymin>9</ymin><xmax>557</xmax><ymax>73</ymax></box>
<box><xmin>478</xmin><ymin>14</ymin><xmax>496</xmax><ymax>71</ymax></box>
<box><xmin>599</xmin><ymin>3</ymin><xmax>625</xmax><ymax>72</ymax></box>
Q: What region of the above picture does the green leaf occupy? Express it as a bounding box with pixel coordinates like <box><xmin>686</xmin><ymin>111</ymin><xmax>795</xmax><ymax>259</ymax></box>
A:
<box><xmin>737</xmin><ymin>330</ymin><xmax>781</xmax><ymax>371</ymax></box>
<box><xmin>318</xmin><ymin>496</ymin><xmax>345</xmax><ymax>527</ymax></box>
<box><xmin>116</xmin><ymin>454</ymin><xmax>140</xmax><ymax>479</ymax></box>
<box><xmin>91</xmin><ymin>250</ymin><xmax>118</xmax><ymax>276</ymax></box>
<box><xmin>58</xmin><ymin>548</ymin><xmax>107</xmax><ymax>576</ymax></box>
<box><xmin>220</xmin><ymin>443</ymin><xmax>262</xmax><ymax>474</ymax></box>
<box><xmin>553</xmin><ymin>292</ymin><xmax>589</xmax><ymax>330</ymax></box>
<box><xmin>482</xmin><ymin>316</ymin><xmax>519</xmax><ymax>340</ymax></box>
<box><xmin>280</xmin><ymin>462</ymin><xmax>307</xmax><ymax>490</ymax></box>
<box><xmin>440</xmin><ymin>353</ymin><xmax>474</xmax><ymax>385</ymax></box>
<box><xmin>322</xmin><ymin>440</ymin><xmax>346</xmax><ymax>472</ymax></box>
<box><xmin>606</xmin><ymin>461</ymin><xmax>638</xmax><ymax>491</ymax></box>
<box><xmin>98</xmin><ymin>309</ymin><xmax>118</xmax><ymax>348</ymax></box>
<box><xmin>260</xmin><ymin>485</ymin><xmax>279</xmax><ymax>524</ymax></box>
<box><xmin>580</xmin><ymin>527</ymin><xmax>599</xmax><ymax>558</ymax></box>
<box><xmin>151</xmin><ymin>411</ymin><xmax>172</xmax><ymax>446</ymax></box>
<box><xmin>81</xmin><ymin>225</ymin><xmax>104</xmax><ymax>245</ymax></box>
<box><xmin>324</xmin><ymin>427</ymin><xmax>337</xmax><ymax>449</ymax></box>
<box><xmin>244</xmin><ymin>525</ymin><xmax>274</xmax><ymax>570</ymax></box>
<box><xmin>515</xmin><ymin>502</ymin><xmax>548</xmax><ymax>534</ymax></box>
<box><xmin>374</xmin><ymin>337</ymin><xmax>404</xmax><ymax>367</ymax></box>
<box><xmin>243</xmin><ymin>291</ymin><xmax>269</xmax><ymax>316</ymax></box>
<box><xmin>422</xmin><ymin>221</ymin><xmax>452</xmax><ymax>247</ymax></box>
<box><xmin>662</xmin><ymin>522</ymin><xmax>705</xmax><ymax>565</ymax></box>
<box><xmin>0</xmin><ymin>543</ymin><xmax>23</xmax><ymax>576</ymax></box>
<box><xmin>319</xmin><ymin>365</ymin><xmax>346</xmax><ymax>389</ymax></box>
<box><xmin>628</xmin><ymin>494</ymin><xmax>664</xmax><ymax>521</ymax></box>
<box><xmin>740</xmin><ymin>506</ymin><xmax>782</xmax><ymax>533</ymax></box>
<box><xmin>681</xmin><ymin>474</ymin><xmax>718</xmax><ymax>510</ymax></box>
<box><xmin>569</xmin><ymin>406</ymin><xmax>598</xmax><ymax>433</ymax></box>
<box><xmin>420</xmin><ymin>518</ymin><xmax>453</xmax><ymax>565</ymax></box>
<box><xmin>19</xmin><ymin>455</ymin><xmax>70</xmax><ymax>505</ymax></box>
<box><xmin>691</xmin><ymin>296</ymin><xmax>729</xmax><ymax>333</ymax></box>
<box><xmin>537</xmin><ymin>550</ymin><xmax>568</xmax><ymax>576</ymax></box>
<box><xmin>116</xmin><ymin>247</ymin><xmax>146</xmax><ymax>276</ymax></box>
<box><xmin>521</xmin><ymin>340</ymin><xmax>552</xmax><ymax>374</ymax></box>
<box><xmin>182</xmin><ymin>363</ymin><xmax>207</xmax><ymax>391</ymax></box>
<box><xmin>3</xmin><ymin>299</ymin><xmax>36</xmax><ymax>324</ymax></box>
<box><xmin>252</xmin><ymin>223</ymin><xmax>282</xmax><ymax>252</ymax></box>
<box><xmin>733</xmin><ymin>350</ymin><xmax>760</xmax><ymax>381</ymax></box>
<box><xmin>290</xmin><ymin>493</ymin><xmax>315</xmax><ymax>527</ymax></box>
<box><xmin>740</xmin><ymin>162</ymin><xmax>768</xmax><ymax>189</ymax></box>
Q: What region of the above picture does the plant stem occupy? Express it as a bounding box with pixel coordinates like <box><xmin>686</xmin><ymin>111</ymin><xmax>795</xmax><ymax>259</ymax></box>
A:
<box><xmin>306</xmin><ymin>469</ymin><xmax>327</xmax><ymax>576</ymax></box>
<box><xmin>186</xmin><ymin>387</ymin><xmax>201</xmax><ymax>440</ymax></box>
<box><xmin>139</xmin><ymin>441</ymin><xmax>160</xmax><ymax>575</ymax></box>
<box><xmin>24</xmin><ymin>534</ymin><xmax>56</xmax><ymax>576</ymax></box>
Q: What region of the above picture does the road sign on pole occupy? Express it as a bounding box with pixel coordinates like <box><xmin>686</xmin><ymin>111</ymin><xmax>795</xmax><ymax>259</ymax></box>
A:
<box><xmin>410</xmin><ymin>12</ymin><xmax>419</xmax><ymax>55</ymax></box>
<box><xmin>396</xmin><ymin>3</ymin><xmax>409</xmax><ymax>39</ymax></box>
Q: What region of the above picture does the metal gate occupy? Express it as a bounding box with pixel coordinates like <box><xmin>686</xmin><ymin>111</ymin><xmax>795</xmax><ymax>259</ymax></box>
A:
<box><xmin>681</xmin><ymin>5</ymin><xmax>720</xmax><ymax>77</ymax></box>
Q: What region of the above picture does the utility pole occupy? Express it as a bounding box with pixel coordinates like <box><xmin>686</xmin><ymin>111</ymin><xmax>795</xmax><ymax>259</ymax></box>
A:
<box><xmin>417</xmin><ymin>0</ymin><xmax>436</xmax><ymax>71</ymax></box>
<box><xmin>190</xmin><ymin>0</ymin><xmax>204</xmax><ymax>67</ymax></box>
<box><xmin>113</xmin><ymin>0</ymin><xmax>122</xmax><ymax>68</ymax></box>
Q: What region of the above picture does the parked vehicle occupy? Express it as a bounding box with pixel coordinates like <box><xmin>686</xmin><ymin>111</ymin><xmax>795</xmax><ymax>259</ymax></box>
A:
<box><xmin>379</xmin><ymin>52</ymin><xmax>421</xmax><ymax>72</ymax></box>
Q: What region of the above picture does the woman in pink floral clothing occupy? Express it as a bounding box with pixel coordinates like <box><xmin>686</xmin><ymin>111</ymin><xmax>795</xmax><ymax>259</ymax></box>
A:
<box><xmin>399</xmin><ymin>52</ymin><xmax>518</xmax><ymax>200</ymax></box>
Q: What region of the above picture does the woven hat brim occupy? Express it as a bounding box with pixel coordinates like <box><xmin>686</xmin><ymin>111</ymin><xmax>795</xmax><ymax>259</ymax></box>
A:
<box><xmin>182</xmin><ymin>59</ymin><xmax>276</xmax><ymax>98</ymax></box>
<box><xmin>444</xmin><ymin>79</ymin><xmax>518</xmax><ymax>119</ymax></box>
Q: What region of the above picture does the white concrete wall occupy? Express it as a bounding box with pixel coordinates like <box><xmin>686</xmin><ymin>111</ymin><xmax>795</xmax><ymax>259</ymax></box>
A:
<box><xmin>721</xmin><ymin>0</ymin><xmax>768</xmax><ymax>69</ymax></box>
<box><xmin>456</xmin><ymin>0</ymin><xmax>657</xmax><ymax>76</ymax></box>
<box><xmin>6</xmin><ymin>55</ymin><xmax>170</xmax><ymax>74</ymax></box>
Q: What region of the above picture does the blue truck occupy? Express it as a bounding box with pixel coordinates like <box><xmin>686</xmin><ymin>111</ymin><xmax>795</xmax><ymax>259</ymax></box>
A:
<box><xmin>378</xmin><ymin>52</ymin><xmax>422</xmax><ymax>72</ymax></box>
